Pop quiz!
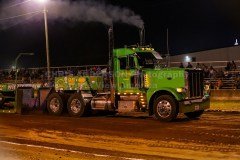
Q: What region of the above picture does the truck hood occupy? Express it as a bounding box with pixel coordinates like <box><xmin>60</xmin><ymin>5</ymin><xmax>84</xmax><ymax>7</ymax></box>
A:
<box><xmin>143</xmin><ymin>68</ymin><xmax>185</xmax><ymax>90</ymax></box>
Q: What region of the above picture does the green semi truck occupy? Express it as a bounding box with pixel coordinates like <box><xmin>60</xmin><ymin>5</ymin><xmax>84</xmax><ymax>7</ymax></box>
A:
<box><xmin>45</xmin><ymin>45</ymin><xmax>210</xmax><ymax>121</ymax></box>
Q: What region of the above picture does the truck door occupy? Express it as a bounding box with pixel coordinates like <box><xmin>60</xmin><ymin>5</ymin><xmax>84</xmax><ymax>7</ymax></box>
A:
<box><xmin>116</xmin><ymin>55</ymin><xmax>140</xmax><ymax>93</ymax></box>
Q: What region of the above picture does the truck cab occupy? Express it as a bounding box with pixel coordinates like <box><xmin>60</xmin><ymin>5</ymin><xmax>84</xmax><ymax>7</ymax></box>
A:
<box><xmin>113</xmin><ymin>46</ymin><xmax>210</xmax><ymax>121</ymax></box>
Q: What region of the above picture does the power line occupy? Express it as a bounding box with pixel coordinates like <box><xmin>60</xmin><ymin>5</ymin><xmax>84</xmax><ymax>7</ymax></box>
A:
<box><xmin>0</xmin><ymin>12</ymin><xmax>41</xmax><ymax>31</ymax></box>
<box><xmin>0</xmin><ymin>10</ymin><xmax>41</xmax><ymax>21</ymax></box>
<box><xmin>2</xmin><ymin>0</ymin><xmax>33</xmax><ymax>10</ymax></box>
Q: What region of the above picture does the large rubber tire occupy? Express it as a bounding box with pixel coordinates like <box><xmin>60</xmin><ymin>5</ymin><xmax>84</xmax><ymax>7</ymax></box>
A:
<box><xmin>153</xmin><ymin>95</ymin><xmax>178</xmax><ymax>122</ymax></box>
<box><xmin>185</xmin><ymin>110</ymin><xmax>204</xmax><ymax>119</ymax></box>
<box><xmin>47</xmin><ymin>93</ymin><xmax>64</xmax><ymax>116</ymax></box>
<box><xmin>67</xmin><ymin>93</ymin><xmax>86</xmax><ymax>117</ymax></box>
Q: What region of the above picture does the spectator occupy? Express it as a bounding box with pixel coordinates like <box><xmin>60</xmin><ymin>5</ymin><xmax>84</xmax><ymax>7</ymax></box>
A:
<box><xmin>231</xmin><ymin>60</ymin><xmax>237</xmax><ymax>70</ymax></box>
<box><xmin>225</xmin><ymin>62</ymin><xmax>231</xmax><ymax>71</ymax></box>
<box><xmin>179</xmin><ymin>62</ymin><xmax>184</xmax><ymax>68</ymax></box>
<box><xmin>209</xmin><ymin>66</ymin><xmax>216</xmax><ymax>78</ymax></box>
<box><xmin>203</xmin><ymin>65</ymin><xmax>209</xmax><ymax>78</ymax></box>
<box><xmin>214</xmin><ymin>79</ymin><xmax>223</xmax><ymax>90</ymax></box>
<box><xmin>77</xmin><ymin>70</ymin><xmax>83</xmax><ymax>76</ymax></box>
<box><xmin>10</xmin><ymin>69</ymin><xmax>15</xmax><ymax>80</ymax></box>
<box><xmin>195</xmin><ymin>63</ymin><xmax>201</xmax><ymax>69</ymax></box>
<box><xmin>186</xmin><ymin>62</ymin><xmax>193</xmax><ymax>68</ymax></box>
<box><xmin>235</xmin><ymin>78</ymin><xmax>240</xmax><ymax>89</ymax></box>
<box><xmin>96</xmin><ymin>66</ymin><xmax>102</xmax><ymax>76</ymax></box>
<box><xmin>72</xmin><ymin>68</ymin><xmax>78</xmax><ymax>76</ymax></box>
<box><xmin>216</xmin><ymin>68</ymin><xmax>225</xmax><ymax>78</ymax></box>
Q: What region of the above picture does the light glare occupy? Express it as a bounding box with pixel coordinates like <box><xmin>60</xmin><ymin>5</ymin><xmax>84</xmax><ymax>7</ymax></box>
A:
<box><xmin>37</xmin><ymin>0</ymin><xmax>47</xmax><ymax>4</ymax></box>
<box><xmin>185</xmin><ymin>56</ymin><xmax>191</xmax><ymax>62</ymax></box>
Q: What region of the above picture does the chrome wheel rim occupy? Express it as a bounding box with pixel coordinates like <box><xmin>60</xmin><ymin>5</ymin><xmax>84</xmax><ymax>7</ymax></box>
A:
<box><xmin>157</xmin><ymin>100</ymin><xmax>172</xmax><ymax>118</ymax></box>
<box><xmin>70</xmin><ymin>99</ymin><xmax>81</xmax><ymax>114</ymax></box>
<box><xmin>50</xmin><ymin>98</ymin><xmax>60</xmax><ymax>113</ymax></box>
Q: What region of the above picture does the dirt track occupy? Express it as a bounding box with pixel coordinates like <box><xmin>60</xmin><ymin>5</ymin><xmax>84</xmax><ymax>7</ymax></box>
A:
<box><xmin>0</xmin><ymin>112</ymin><xmax>239</xmax><ymax>160</ymax></box>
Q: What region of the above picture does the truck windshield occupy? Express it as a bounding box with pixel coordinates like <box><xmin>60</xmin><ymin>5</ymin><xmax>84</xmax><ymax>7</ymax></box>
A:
<box><xmin>136</xmin><ymin>52</ymin><xmax>161</xmax><ymax>68</ymax></box>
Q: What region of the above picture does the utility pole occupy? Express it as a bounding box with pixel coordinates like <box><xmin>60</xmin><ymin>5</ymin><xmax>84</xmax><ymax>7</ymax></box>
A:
<box><xmin>166</xmin><ymin>28</ymin><xmax>170</xmax><ymax>67</ymax></box>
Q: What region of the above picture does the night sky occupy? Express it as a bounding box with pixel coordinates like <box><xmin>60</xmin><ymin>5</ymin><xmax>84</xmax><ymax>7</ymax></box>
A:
<box><xmin>0</xmin><ymin>0</ymin><xmax>239</xmax><ymax>69</ymax></box>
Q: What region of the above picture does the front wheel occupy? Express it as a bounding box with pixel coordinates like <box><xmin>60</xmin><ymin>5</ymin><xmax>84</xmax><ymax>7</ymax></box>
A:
<box><xmin>184</xmin><ymin>110</ymin><xmax>204</xmax><ymax>119</ymax></box>
<box><xmin>67</xmin><ymin>93</ymin><xmax>86</xmax><ymax>117</ymax></box>
<box><xmin>153</xmin><ymin>95</ymin><xmax>178</xmax><ymax>122</ymax></box>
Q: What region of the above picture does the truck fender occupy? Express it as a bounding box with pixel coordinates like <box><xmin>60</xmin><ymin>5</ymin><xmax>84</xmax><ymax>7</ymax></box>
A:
<box><xmin>147</xmin><ymin>88</ymin><xmax>181</xmax><ymax>116</ymax></box>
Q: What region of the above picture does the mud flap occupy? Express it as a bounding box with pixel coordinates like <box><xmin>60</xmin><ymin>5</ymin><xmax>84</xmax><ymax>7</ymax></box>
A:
<box><xmin>16</xmin><ymin>87</ymin><xmax>37</xmax><ymax>114</ymax></box>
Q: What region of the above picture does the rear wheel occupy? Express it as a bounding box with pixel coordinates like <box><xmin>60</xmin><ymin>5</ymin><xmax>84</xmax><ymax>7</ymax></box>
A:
<box><xmin>153</xmin><ymin>95</ymin><xmax>178</xmax><ymax>121</ymax></box>
<box><xmin>67</xmin><ymin>93</ymin><xmax>86</xmax><ymax>117</ymax></box>
<box><xmin>47</xmin><ymin>93</ymin><xmax>64</xmax><ymax>116</ymax></box>
<box><xmin>185</xmin><ymin>110</ymin><xmax>204</xmax><ymax>119</ymax></box>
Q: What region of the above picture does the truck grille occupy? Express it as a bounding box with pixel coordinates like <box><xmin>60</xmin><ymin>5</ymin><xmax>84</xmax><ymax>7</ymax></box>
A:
<box><xmin>187</xmin><ymin>70</ymin><xmax>204</xmax><ymax>98</ymax></box>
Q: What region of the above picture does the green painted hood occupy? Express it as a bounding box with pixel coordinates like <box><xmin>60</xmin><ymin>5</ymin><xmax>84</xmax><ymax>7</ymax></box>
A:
<box><xmin>144</xmin><ymin>68</ymin><xmax>185</xmax><ymax>90</ymax></box>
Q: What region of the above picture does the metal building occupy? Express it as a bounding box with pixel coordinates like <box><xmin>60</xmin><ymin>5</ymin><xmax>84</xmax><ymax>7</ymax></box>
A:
<box><xmin>170</xmin><ymin>45</ymin><xmax>240</xmax><ymax>69</ymax></box>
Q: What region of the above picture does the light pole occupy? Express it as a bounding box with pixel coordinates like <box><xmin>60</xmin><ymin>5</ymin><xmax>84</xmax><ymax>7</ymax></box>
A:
<box><xmin>15</xmin><ymin>53</ymin><xmax>34</xmax><ymax>88</ymax></box>
<box><xmin>36</xmin><ymin>0</ymin><xmax>51</xmax><ymax>82</ymax></box>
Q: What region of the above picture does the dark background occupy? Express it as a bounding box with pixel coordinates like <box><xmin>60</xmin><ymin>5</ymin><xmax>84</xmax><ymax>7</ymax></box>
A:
<box><xmin>0</xmin><ymin>0</ymin><xmax>239</xmax><ymax>69</ymax></box>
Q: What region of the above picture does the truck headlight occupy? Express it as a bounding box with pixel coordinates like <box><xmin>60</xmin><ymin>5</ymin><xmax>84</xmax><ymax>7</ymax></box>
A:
<box><xmin>176</xmin><ymin>87</ymin><xmax>186</xmax><ymax>93</ymax></box>
<box><xmin>177</xmin><ymin>88</ymin><xmax>183</xmax><ymax>93</ymax></box>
